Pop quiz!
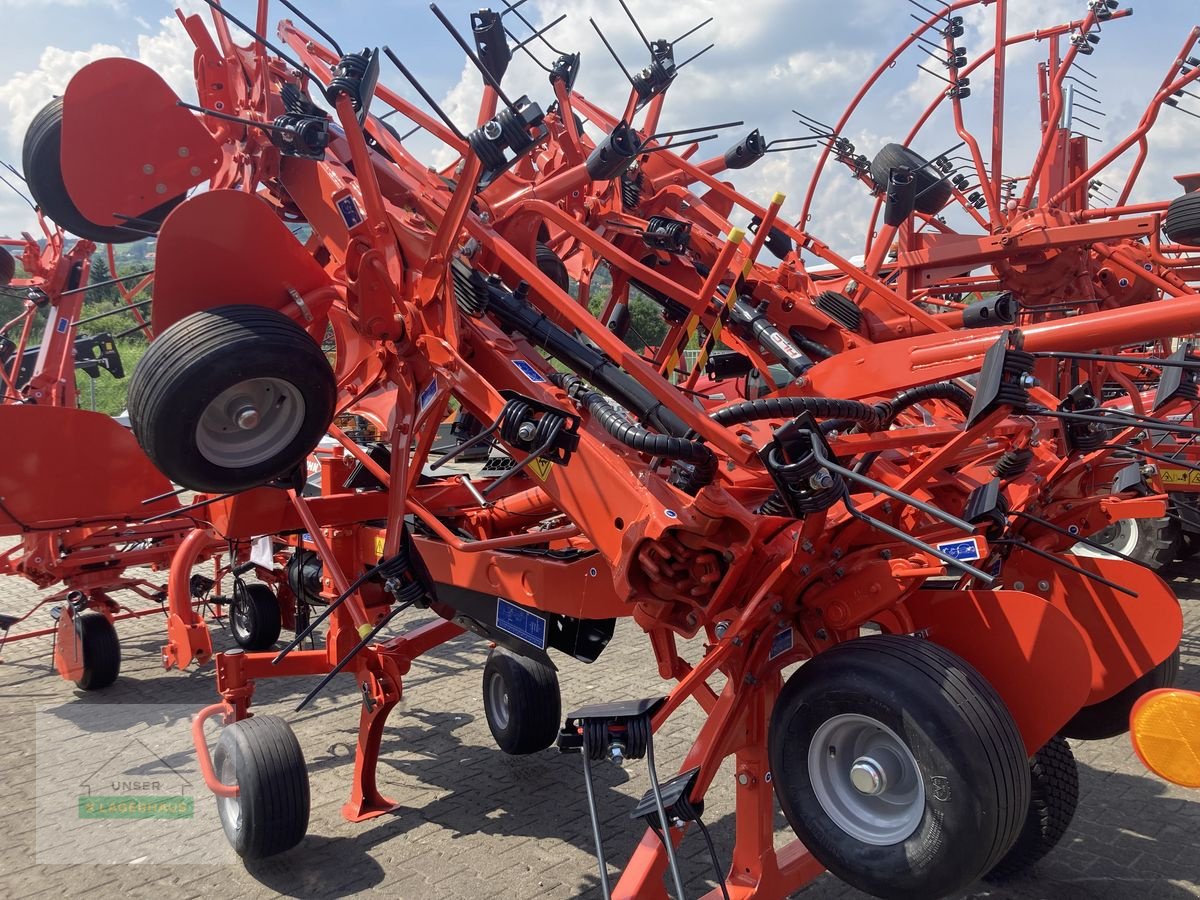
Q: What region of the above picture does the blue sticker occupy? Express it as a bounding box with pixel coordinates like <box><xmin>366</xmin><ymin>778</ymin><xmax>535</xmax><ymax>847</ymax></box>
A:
<box><xmin>56</xmin><ymin>317</ymin><xmax>69</xmax><ymax>334</ymax></box>
<box><xmin>935</xmin><ymin>537</ymin><xmax>982</xmax><ymax>562</ymax></box>
<box><xmin>769</xmin><ymin>627</ymin><xmax>794</xmax><ymax>661</ymax></box>
<box><xmin>496</xmin><ymin>598</ymin><xmax>546</xmax><ymax>649</ymax></box>
<box><xmin>336</xmin><ymin>195</ymin><xmax>363</xmax><ymax>229</ymax></box>
<box><xmin>418</xmin><ymin>377</ymin><xmax>438</xmax><ymax>413</ymax></box>
<box><xmin>513</xmin><ymin>360</ymin><xmax>546</xmax><ymax>383</ymax></box>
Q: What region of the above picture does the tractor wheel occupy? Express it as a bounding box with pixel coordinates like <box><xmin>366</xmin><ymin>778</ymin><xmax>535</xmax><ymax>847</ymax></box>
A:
<box><xmin>482</xmin><ymin>647</ymin><xmax>561</xmax><ymax>755</ymax></box>
<box><xmin>128</xmin><ymin>305</ymin><xmax>336</xmax><ymax>493</ymax></box>
<box><xmin>0</xmin><ymin>246</ymin><xmax>13</xmax><ymax>286</ymax></box>
<box><xmin>22</xmin><ymin>98</ymin><xmax>182</xmax><ymax>244</ymax></box>
<box><xmin>1076</xmin><ymin>517</ymin><xmax>1179</xmax><ymax>570</ymax></box>
<box><xmin>768</xmin><ymin>635</ymin><xmax>1029</xmax><ymax>900</ymax></box>
<box><xmin>1164</xmin><ymin>192</ymin><xmax>1200</xmax><ymax>247</ymax></box>
<box><xmin>535</xmin><ymin>242</ymin><xmax>570</xmax><ymax>293</ymax></box>
<box><xmin>1062</xmin><ymin>648</ymin><xmax>1181</xmax><ymax>741</ymax></box>
<box><xmin>870</xmin><ymin>144</ymin><xmax>953</xmax><ymax>216</ymax></box>
<box><xmin>74</xmin><ymin>611</ymin><xmax>121</xmax><ymax>690</ymax></box>
<box><xmin>229</xmin><ymin>582</ymin><xmax>282</xmax><ymax>651</ymax></box>
<box><xmin>986</xmin><ymin>735</ymin><xmax>1079</xmax><ymax>880</ymax></box>
<box><xmin>213</xmin><ymin>715</ymin><xmax>309</xmax><ymax>859</ymax></box>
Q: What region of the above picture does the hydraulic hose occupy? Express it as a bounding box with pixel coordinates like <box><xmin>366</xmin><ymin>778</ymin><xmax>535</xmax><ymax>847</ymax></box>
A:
<box><xmin>710</xmin><ymin>396</ymin><xmax>883</xmax><ymax>429</ymax></box>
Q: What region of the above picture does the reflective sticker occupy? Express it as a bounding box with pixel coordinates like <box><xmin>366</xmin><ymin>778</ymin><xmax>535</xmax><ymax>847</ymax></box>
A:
<box><xmin>768</xmin><ymin>627</ymin><xmax>794</xmax><ymax>661</ymax></box>
<box><xmin>56</xmin><ymin>317</ymin><xmax>69</xmax><ymax>334</ymax></box>
<box><xmin>336</xmin><ymin>195</ymin><xmax>363</xmax><ymax>229</ymax></box>
<box><xmin>496</xmin><ymin>598</ymin><xmax>546</xmax><ymax>649</ymax></box>
<box><xmin>374</xmin><ymin>535</ymin><xmax>385</xmax><ymax>558</ymax></box>
<box><xmin>513</xmin><ymin>360</ymin><xmax>546</xmax><ymax>383</ymax></box>
<box><xmin>419</xmin><ymin>377</ymin><xmax>438</xmax><ymax>413</ymax></box>
<box><xmin>528</xmin><ymin>457</ymin><xmax>553</xmax><ymax>481</ymax></box>
<box><xmin>934</xmin><ymin>537</ymin><xmax>982</xmax><ymax>562</ymax></box>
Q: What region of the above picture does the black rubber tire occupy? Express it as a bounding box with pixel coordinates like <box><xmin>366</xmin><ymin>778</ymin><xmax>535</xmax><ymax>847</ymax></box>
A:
<box><xmin>482</xmin><ymin>647</ymin><xmax>561</xmax><ymax>755</ymax></box>
<box><xmin>1164</xmin><ymin>192</ymin><xmax>1200</xmax><ymax>248</ymax></box>
<box><xmin>213</xmin><ymin>716</ymin><xmax>309</xmax><ymax>859</ymax></box>
<box><xmin>535</xmin><ymin>243</ymin><xmax>570</xmax><ymax>293</ymax></box>
<box><xmin>21</xmin><ymin>98</ymin><xmax>182</xmax><ymax>244</ymax></box>
<box><xmin>768</xmin><ymin>635</ymin><xmax>1029</xmax><ymax>900</ymax></box>
<box><xmin>870</xmin><ymin>143</ymin><xmax>953</xmax><ymax>216</ymax></box>
<box><xmin>127</xmin><ymin>305</ymin><xmax>336</xmax><ymax>493</ymax></box>
<box><xmin>986</xmin><ymin>735</ymin><xmax>1080</xmax><ymax>880</ymax></box>
<box><xmin>229</xmin><ymin>582</ymin><xmax>282</xmax><ymax>651</ymax></box>
<box><xmin>1062</xmin><ymin>647</ymin><xmax>1181</xmax><ymax>741</ymax></box>
<box><xmin>1087</xmin><ymin>517</ymin><xmax>1179</xmax><ymax>569</ymax></box>
<box><xmin>0</xmin><ymin>246</ymin><xmax>13</xmax><ymax>286</ymax></box>
<box><xmin>74</xmin><ymin>611</ymin><xmax>121</xmax><ymax>690</ymax></box>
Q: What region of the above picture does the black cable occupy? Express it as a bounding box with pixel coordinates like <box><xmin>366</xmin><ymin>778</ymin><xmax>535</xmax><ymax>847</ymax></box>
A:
<box><xmin>580</xmin><ymin>752</ymin><xmax>612</xmax><ymax>899</ymax></box>
<box><xmin>709</xmin><ymin>395</ymin><xmax>881</xmax><ymax>429</ymax></box>
<box><xmin>645</xmin><ymin>732</ymin><xmax>687</xmax><ymax>900</ymax></box>
<box><xmin>695</xmin><ymin>815</ymin><xmax>731</xmax><ymax>900</ymax></box>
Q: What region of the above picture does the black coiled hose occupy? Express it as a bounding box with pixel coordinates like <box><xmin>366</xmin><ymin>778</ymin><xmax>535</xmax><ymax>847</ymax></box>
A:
<box><xmin>710</xmin><ymin>396</ymin><xmax>883</xmax><ymax>429</ymax></box>
<box><xmin>552</xmin><ymin>374</ymin><xmax>715</xmax><ymax>464</ymax></box>
<box><xmin>874</xmin><ymin>381</ymin><xmax>973</xmax><ymax>428</ymax></box>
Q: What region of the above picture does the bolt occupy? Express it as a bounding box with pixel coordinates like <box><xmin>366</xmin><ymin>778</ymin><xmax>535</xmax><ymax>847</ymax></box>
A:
<box><xmin>801</xmin><ymin>539</ymin><xmax>814</xmax><ymax>552</ymax></box>
<box><xmin>517</xmin><ymin>421</ymin><xmax>538</xmax><ymax>442</ymax></box>
<box><xmin>815</xmin><ymin>628</ymin><xmax>828</xmax><ymax>641</ymax></box>
<box><xmin>714</xmin><ymin>620</ymin><xmax>731</xmax><ymax>639</ymax></box>
<box><xmin>809</xmin><ymin>468</ymin><xmax>835</xmax><ymax>490</ymax></box>
<box><xmin>482</xmin><ymin>119</ymin><xmax>503</xmax><ymax>140</ymax></box>
<box><xmin>608</xmin><ymin>742</ymin><xmax>626</xmax><ymax>767</ymax></box>
<box><xmin>190</xmin><ymin>166</ymin><xmax>202</xmax><ymax>177</ymax></box>
<box><xmin>1013</xmin><ymin>580</ymin><xmax>1025</xmax><ymax>591</ymax></box>
<box><xmin>142</xmin><ymin>163</ymin><xmax>155</xmax><ymax>175</ymax></box>
<box><xmin>178</xmin><ymin>146</ymin><xmax>190</xmax><ymax>158</ymax></box>
<box><xmin>1019</xmin><ymin>373</ymin><xmax>1040</xmax><ymax>389</ymax></box>
<box><xmin>736</xmin><ymin>773</ymin><xmax>750</xmax><ymax>786</ymax></box>
<box><xmin>235</xmin><ymin>406</ymin><xmax>261</xmax><ymax>430</ymax></box>
<box><xmin>832</xmin><ymin>548</ymin><xmax>843</xmax><ymax>560</ymax></box>
<box><xmin>834</xmin><ymin>567</ymin><xmax>845</xmax><ymax>579</ymax></box>
<box><xmin>1038</xmin><ymin>580</ymin><xmax>1050</xmax><ymax>591</ymax></box>
<box><xmin>849</xmin><ymin>757</ymin><xmax>887</xmax><ymax>795</ymax></box>
<box><xmin>771</xmin><ymin>602</ymin><xmax>782</xmax><ymax>613</ymax></box>
<box><xmin>881</xmin><ymin>549</ymin><xmax>892</xmax><ymax>560</ymax></box>
<box><xmin>156</xmin><ymin>183</ymin><xmax>168</xmax><ymax>194</ymax></box>
<box><xmin>799</xmin><ymin>565</ymin><xmax>811</xmax><ymax>576</ymax></box>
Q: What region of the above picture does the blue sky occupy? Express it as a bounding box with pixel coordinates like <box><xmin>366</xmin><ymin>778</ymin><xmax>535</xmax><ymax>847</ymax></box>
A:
<box><xmin>0</xmin><ymin>0</ymin><xmax>1197</xmax><ymax>253</ymax></box>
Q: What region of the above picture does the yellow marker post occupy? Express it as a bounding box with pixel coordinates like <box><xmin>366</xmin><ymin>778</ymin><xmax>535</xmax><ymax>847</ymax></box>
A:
<box><xmin>661</xmin><ymin>227</ymin><xmax>747</xmax><ymax>380</ymax></box>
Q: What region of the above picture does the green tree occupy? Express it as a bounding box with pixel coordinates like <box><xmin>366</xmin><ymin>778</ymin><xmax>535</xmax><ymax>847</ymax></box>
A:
<box><xmin>87</xmin><ymin>253</ymin><xmax>119</xmax><ymax>304</ymax></box>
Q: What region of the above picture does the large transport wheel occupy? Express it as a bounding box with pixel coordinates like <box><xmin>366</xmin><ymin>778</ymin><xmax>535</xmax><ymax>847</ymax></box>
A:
<box><xmin>213</xmin><ymin>716</ymin><xmax>309</xmax><ymax>859</ymax></box>
<box><xmin>482</xmin><ymin>647</ymin><xmax>561</xmax><ymax>755</ymax></box>
<box><xmin>229</xmin><ymin>582</ymin><xmax>282</xmax><ymax>651</ymax></box>
<box><xmin>22</xmin><ymin>98</ymin><xmax>182</xmax><ymax>243</ymax></box>
<box><xmin>74</xmin><ymin>611</ymin><xmax>121</xmax><ymax>690</ymax></box>
<box><xmin>869</xmin><ymin>144</ymin><xmax>953</xmax><ymax>215</ymax></box>
<box><xmin>768</xmin><ymin>635</ymin><xmax>1029</xmax><ymax>900</ymax></box>
<box><xmin>1164</xmin><ymin>192</ymin><xmax>1200</xmax><ymax>247</ymax></box>
<box><xmin>986</xmin><ymin>735</ymin><xmax>1080</xmax><ymax>880</ymax></box>
<box><xmin>1075</xmin><ymin>517</ymin><xmax>1179</xmax><ymax>570</ymax></box>
<box><xmin>1062</xmin><ymin>647</ymin><xmax>1181</xmax><ymax>741</ymax></box>
<box><xmin>128</xmin><ymin>305</ymin><xmax>336</xmax><ymax>493</ymax></box>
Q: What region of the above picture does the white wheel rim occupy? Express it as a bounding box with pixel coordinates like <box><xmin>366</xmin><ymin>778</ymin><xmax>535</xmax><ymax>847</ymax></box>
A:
<box><xmin>1074</xmin><ymin>518</ymin><xmax>1139</xmax><ymax>559</ymax></box>
<box><xmin>216</xmin><ymin>749</ymin><xmax>242</xmax><ymax>833</ymax></box>
<box><xmin>195</xmin><ymin>377</ymin><xmax>306</xmax><ymax>469</ymax></box>
<box><xmin>808</xmin><ymin>713</ymin><xmax>925</xmax><ymax>846</ymax></box>
<box><xmin>488</xmin><ymin>671</ymin><xmax>511</xmax><ymax>731</ymax></box>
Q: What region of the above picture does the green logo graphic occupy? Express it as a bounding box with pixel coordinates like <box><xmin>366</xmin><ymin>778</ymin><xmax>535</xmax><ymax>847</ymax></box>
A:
<box><xmin>78</xmin><ymin>796</ymin><xmax>195</xmax><ymax>820</ymax></box>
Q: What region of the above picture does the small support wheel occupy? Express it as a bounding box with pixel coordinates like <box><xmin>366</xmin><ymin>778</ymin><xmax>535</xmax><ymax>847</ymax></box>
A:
<box><xmin>869</xmin><ymin>144</ymin><xmax>953</xmax><ymax>215</ymax></box>
<box><xmin>1076</xmin><ymin>516</ymin><xmax>1179</xmax><ymax>570</ymax></box>
<box><xmin>986</xmin><ymin>735</ymin><xmax>1080</xmax><ymax>880</ymax></box>
<box><xmin>75</xmin><ymin>611</ymin><xmax>121</xmax><ymax>690</ymax></box>
<box><xmin>1164</xmin><ymin>192</ymin><xmax>1200</xmax><ymax>247</ymax></box>
<box><xmin>769</xmin><ymin>635</ymin><xmax>1029</xmax><ymax>900</ymax></box>
<box><xmin>229</xmin><ymin>582</ymin><xmax>282</xmax><ymax>651</ymax></box>
<box><xmin>1062</xmin><ymin>648</ymin><xmax>1181</xmax><ymax>741</ymax></box>
<box><xmin>482</xmin><ymin>647</ymin><xmax>561</xmax><ymax>755</ymax></box>
<box><xmin>213</xmin><ymin>716</ymin><xmax>309</xmax><ymax>859</ymax></box>
<box><xmin>127</xmin><ymin>305</ymin><xmax>336</xmax><ymax>493</ymax></box>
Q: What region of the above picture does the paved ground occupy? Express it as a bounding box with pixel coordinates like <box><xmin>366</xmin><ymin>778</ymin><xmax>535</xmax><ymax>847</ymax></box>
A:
<box><xmin>0</xmin><ymin>548</ymin><xmax>1198</xmax><ymax>900</ymax></box>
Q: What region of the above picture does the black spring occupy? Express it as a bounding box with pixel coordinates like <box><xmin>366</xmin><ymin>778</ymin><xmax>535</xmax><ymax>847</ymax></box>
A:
<box><xmin>499</xmin><ymin>399</ymin><xmax>564</xmax><ymax>450</ymax></box>
<box><xmin>996</xmin><ymin>349</ymin><xmax>1036</xmax><ymax>409</ymax></box>
<box><xmin>621</xmin><ymin>170</ymin><xmax>644</xmax><ymax>209</ymax></box>
<box><xmin>327</xmin><ymin>51</ymin><xmax>371</xmax><ymax>110</ymax></box>
<box><xmin>643</xmin><ymin>216</ymin><xmax>692</xmax><ymax>253</ymax></box>
<box><xmin>766</xmin><ymin>444</ymin><xmax>845</xmax><ymax>516</ymax></box>
<box><xmin>468</xmin><ymin>125</ymin><xmax>509</xmax><ymax>171</ymax></box>
<box><xmin>450</xmin><ymin>262</ymin><xmax>490</xmax><ymax>317</ymax></box>
<box><xmin>814</xmin><ymin>291</ymin><xmax>862</xmax><ymax>333</ymax></box>
<box><xmin>992</xmin><ymin>448</ymin><xmax>1033</xmax><ymax>480</ymax></box>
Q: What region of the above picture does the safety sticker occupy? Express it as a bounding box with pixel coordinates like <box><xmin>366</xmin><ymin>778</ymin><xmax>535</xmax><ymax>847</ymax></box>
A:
<box><xmin>934</xmin><ymin>536</ymin><xmax>982</xmax><ymax>562</ymax></box>
<box><xmin>513</xmin><ymin>360</ymin><xmax>546</xmax><ymax>383</ymax></box>
<box><xmin>496</xmin><ymin>598</ymin><xmax>546</xmax><ymax>649</ymax></box>
<box><xmin>374</xmin><ymin>535</ymin><xmax>385</xmax><ymax>558</ymax></box>
<box><xmin>768</xmin><ymin>627</ymin><xmax>794</xmax><ymax>661</ymax></box>
<box><xmin>1160</xmin><ymin>468</ymin><xmax>1200</xmax><ymax>486</ymax></box>
<box><xmin>419</xmin><ymin>376</ymin><xmax>438</xmax><ymax>413</ymax></box>
<box><xmin>528</xmin><ymin>457</ymin><xmax>554</xmax><ymax>481</ymax></box>
<box><xmin>336</xmin><ymin>195</ymin><xmax>363</xmax><ymax>229</ymax></box>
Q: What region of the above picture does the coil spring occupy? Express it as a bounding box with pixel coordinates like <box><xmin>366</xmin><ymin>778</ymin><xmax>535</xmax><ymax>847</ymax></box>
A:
<box><xmin>328</xmin><ymin>51</ymin><xmax>371</xmax><ymax>110</ymax></box>
<box><xmin>622</xmin><ymin>171</ymin><xmax>644</xmax><ymax>209</ymax></box>
<box><xmin>992</xmin><ymin>448</ymin><xmax>1033</xmax><ymax>480</ymax></box>
<box><xmin>997</xmin><ymin>350</ymin><xmax>1036</xmax><ymax>409</ymax></box>
<box><xmin>451</xmin><ymin>261</ymin><xmax>490</xmax><ymax>317</ymax></box>
<box><xmin>499</xmin><ymin>399</ymin><xmax>565</xmax><ymax>450</ymax></box>
<box><xmin>643</xmin><ymin>216</ymin><xmax>691</xmax><ymax>253</ymax></box>
<box><xmin>582</xmin><ymin>715</ymin><xmax>651</xmax><ymax>762</ymax></box>
<box><xmin>763</xmin><ymin>443</ymin><xmax>845</xmax><ymax>517</ymax></box>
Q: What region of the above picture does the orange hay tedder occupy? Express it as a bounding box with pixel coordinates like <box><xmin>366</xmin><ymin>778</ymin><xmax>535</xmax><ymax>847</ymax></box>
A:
<box><xmin>11</xmin><ymin>0</ymin><xmax>1200</xmax><ymax>897</ymax></box>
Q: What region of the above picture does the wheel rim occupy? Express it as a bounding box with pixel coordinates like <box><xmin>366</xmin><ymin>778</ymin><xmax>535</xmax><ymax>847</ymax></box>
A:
<box><xmin>216</xmin><ymin>748</ymin><xmax>242</xmax><ymax>833</ymax></box>
<box><xmin>488</xmin><ymin>670</ymin><xmax>511</xmax><ymax>731</ymax></box>
<box><xmin>195</xmin><ymin>377</ymin><xmax>306</xmax><ymax>469</ymax></box>
<box><xmin>1075</xmin><ymin>518</ymin><xmax>1138</xmax><ymax>559</ymax></box>
<box><xmin>808</xmin><ymin>713</ymin><xmax>925</xmax><ymax>846</ymax></box>
<box><xmin>231</xmin><ymin>596</ymin><xmax>251</xmax><ymax>642</ymax></box>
